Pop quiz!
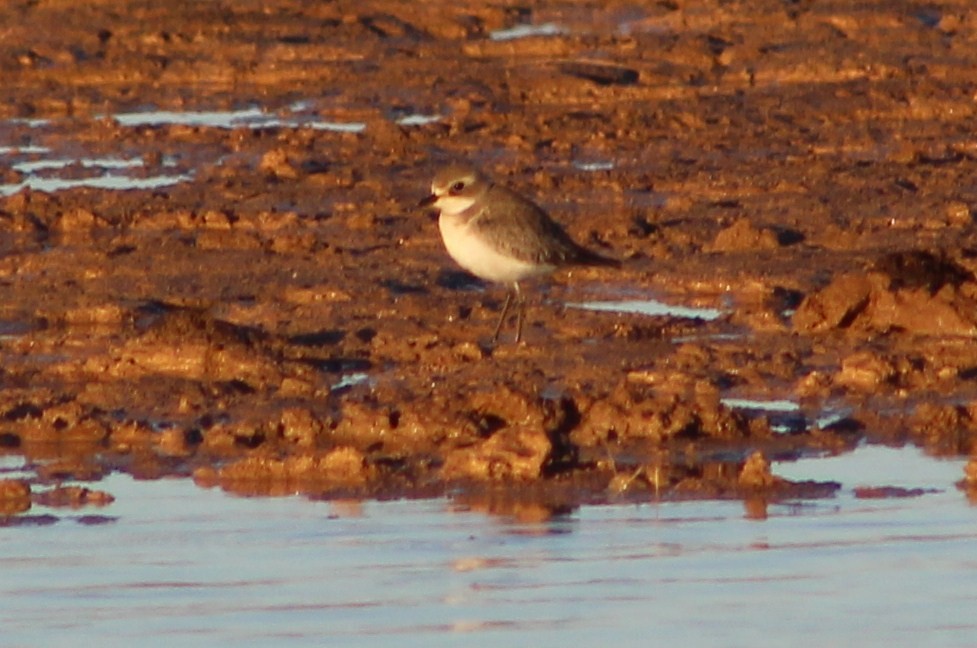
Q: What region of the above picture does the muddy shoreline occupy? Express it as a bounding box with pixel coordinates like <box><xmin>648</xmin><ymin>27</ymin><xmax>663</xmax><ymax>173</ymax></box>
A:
<box><xmin>3</xmin><ymin>0</ymin><xmax>977</xmax><ymax>515</ymax></box>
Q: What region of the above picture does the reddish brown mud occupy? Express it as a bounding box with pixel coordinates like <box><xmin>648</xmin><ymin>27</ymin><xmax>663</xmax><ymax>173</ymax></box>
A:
<box><xmin>3</xmin><ymin>0</ymin><xmax>977</xmax><ymax>513</ymax></box>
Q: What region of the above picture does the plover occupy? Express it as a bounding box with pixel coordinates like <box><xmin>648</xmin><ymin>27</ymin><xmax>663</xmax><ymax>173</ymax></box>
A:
<box><xmin>419</xmin><ymin>163</ymin><xmax>619</xmax><ymax>342</ymax></box>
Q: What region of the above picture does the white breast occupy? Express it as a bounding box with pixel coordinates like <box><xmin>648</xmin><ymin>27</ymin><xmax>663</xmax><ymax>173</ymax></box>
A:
<box><xmin>438</xmin><ymin>214</ymin><xmax>553</xmax><ymax>284</ymax></box>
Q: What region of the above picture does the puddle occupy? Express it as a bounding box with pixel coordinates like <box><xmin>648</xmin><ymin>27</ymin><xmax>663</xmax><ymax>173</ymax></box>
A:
<box><xmin>0</xmin><ymin>169</ymin><xmax>192</xmax><ymax>197</ymax></box>
<box><xmin>573</xmin><ymin>160</ymin><xmax>615</xmax><ymax>172</ymax></box>
<box><xmin>112</xmin><ymin>103</ymin><xmax>434</xmax><ymax>131</ymax></box>
<box><xmin>0</xmin><ymin>445</ymin><xmax>973</xmax><ymax>646</ymax></box>
<box><xmin>777</xmin><ymin>444</ymin><xmax>963</xmax><ymax>491</ymax></box>
<box><xmin>721</xmin><ymin>397</ymin><xmax>854</xmax><ymax>434</ymax></box>
<box><xmin>490</xmin><ymin>22</ymin><xmax>565</xmax><ymax>41</ymax></box>
<box><xmin>394</xmin><ymin>113</ymin><xmax>442</xmax><ymax>126</ymax></box>
<box><xmin>0</xmin><ymin>145</ymin><xmax>50</xmax><ymax>155</ymax></box>
<box><xmin>0</xmin><ymin>455</ymin><xmax>32</xmax><ymax>480</ymax></box>
<box><xmin>0</xmin><ymin>103</ymin><xmax>401</xmax><ymax>198</ymax></box>
<box><xmin>721</xmin><ymin>397</ymin><xmax>805</xmax><ymax>433</ymax></box>
<box><xmin>331</xmin><ymin>372</ymin><xmax>370</xmax><ymax>392</ymax></box>
<box><xmin>10</xmin><ymin>156</ymin><xmax>144</xmax><ymax>174</ymax></box>
<box><xmin>814</xmin><ymin>408</ymin><xmax>853</xmax><ymax>429</ymax></box>
<box><xmin>566</xmin><ymin>298</ymin><xmax>725</xmax><ymax>321</ymax></box>
<box><xmin>0</xmin><ymin>320</ymin><xmax>40</xmax><ymax>340</ymax></box>
<box><xmin>0</xmin><ymin>143</ymin><xmax>192</xmax><ymax>197</ymax></box>
<box><xmin>721</xmin><ymin>397</ymin><xmax>800</xmax><ymax>413</ymax></box>
<box><xmin>5</xmin><ymin>118</ymin><xmax>49</xmax><ymax>128</ymax></box>
<box><xmin>671</xmin><ymin>332</ymin><xmax>746</xmax><ymax>343</ymax></box>
<box><xmin>111</xmin><ymin>107</ymin><xmax>367</xmax><ymax>133</ymax></box>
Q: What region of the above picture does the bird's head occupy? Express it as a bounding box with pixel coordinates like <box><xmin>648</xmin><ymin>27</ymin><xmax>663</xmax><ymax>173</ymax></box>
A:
<box><xmin>418</xmin><ymin>164</ymin><xmax>490</xmax><ymax>216</ymax></box>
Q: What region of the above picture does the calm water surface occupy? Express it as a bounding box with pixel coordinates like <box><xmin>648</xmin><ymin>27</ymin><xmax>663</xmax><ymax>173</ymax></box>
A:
<box><xmin>2</xmin><ymin>446</ymin><xmax>975</xmax><ymax>647</ymax></box>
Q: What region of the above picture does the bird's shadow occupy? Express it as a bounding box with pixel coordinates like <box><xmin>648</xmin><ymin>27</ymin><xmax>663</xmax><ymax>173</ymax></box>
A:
<box><xmin>436</xmin><ymin>269</ymin><xmax>487</xmax><ymax>292</ymax></box>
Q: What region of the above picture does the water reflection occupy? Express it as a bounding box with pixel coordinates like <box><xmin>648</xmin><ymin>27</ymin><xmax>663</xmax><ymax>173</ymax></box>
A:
<box><xmin>0</xmin><ymin>446</ymin><xmax>973</xmax><ymax>645</ymax></box>
<box><xmin>449</xmin><ymin>490</ymin><xmax>577</xmax><ymax>533</ymax></box>
<box><xmin>327</xmin><ymin>499</ymin><xmax>365</xmax><ymax>519</ymax></box>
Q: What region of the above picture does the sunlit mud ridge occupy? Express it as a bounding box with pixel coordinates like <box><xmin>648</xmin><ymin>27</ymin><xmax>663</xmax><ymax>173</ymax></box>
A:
<box><xmin>2</xmin><ymin>0</ymin><xmax>977</xmax><ymax>513</ymax></box>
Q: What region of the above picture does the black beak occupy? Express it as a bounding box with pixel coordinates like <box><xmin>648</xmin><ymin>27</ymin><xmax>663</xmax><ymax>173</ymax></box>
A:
<box><xmin>418</xmin><ymin>194</ymin><xmax>438</xmax><ymax>208</ymax></box>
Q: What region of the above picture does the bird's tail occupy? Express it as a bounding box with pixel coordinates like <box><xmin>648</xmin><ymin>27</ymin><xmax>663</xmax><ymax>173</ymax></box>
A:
<box><xmin>576</xmin><ymin>247</ymin><xmax>622</xmax><ymax>269</ymax></box>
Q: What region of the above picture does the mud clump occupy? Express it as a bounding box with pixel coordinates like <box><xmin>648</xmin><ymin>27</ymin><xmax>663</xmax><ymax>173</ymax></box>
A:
<box><xmin>441</xmin><ymin>427</ymin><xmax>553</xmax><ymax>482</ymax></box>
<box><xmin>706</xmin><ymin>219</ymin><xmax>786</xmax><ymax>253</ymax></box>
<box><xmin>0</xmin><ymin>480</ymin><xmax>32</xmax><ymax>515</ymax></box>
<box><xmin>210</xmin><ymin>447</ymin><xmax>373</xmax><ymax>497</ymax></box>
<box><xmin>793</xmin><ymin>251</ymin><xmax>977</xmax><ymax>336</ymax></box>
<box><xmin>961</xmin><ymin>457</ymin><xmax>977</xmax><ymax>502</ymax></box>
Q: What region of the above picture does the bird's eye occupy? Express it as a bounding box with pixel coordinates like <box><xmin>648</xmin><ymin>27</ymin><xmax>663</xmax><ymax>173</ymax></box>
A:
<box><xmin>449</xmin><ymin>181</ymin><xmax>465</xmax><ymax>194</ymax></box>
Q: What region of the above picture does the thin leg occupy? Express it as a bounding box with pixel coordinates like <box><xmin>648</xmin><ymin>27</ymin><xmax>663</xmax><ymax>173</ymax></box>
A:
<box><xmin>493</xmin><ymin>289</ymin><xmax>513</xmax><ymax>342</ymax></box>
<box><xmin>513</xmin><ymin>283</ymin><xmax>525</xmax><ymax>344</ymax></box>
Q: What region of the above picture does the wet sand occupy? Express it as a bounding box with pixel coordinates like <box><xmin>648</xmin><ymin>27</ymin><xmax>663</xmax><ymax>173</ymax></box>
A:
<box><xmin>3</xmin><ymin>0</ymin><xmax>977</xmax><ymax>511</ymax></box>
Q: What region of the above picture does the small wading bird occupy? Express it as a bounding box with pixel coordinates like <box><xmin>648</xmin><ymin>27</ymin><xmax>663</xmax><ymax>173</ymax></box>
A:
<box><xmin>419</xmin><ymin>163</ymin><xmax>620</xmax><ymax>343</ymax></box>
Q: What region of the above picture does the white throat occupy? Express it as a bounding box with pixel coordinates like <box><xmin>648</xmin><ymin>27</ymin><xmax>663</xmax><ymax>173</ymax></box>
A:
<box><xmin>434</xmin><ymin>194</ymin><xmax>477</xmax><ymax>217</ymax></box>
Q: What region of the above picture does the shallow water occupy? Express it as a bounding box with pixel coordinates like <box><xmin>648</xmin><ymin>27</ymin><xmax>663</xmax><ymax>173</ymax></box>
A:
<box><xmin>0</xmin><ymin>103</ymin><xmax>399</xmax><ymax>198</ymax></box>
<box><xmin>566</xmin><ymin>298</ymin><xmax>725</xmax><ymax>321</ymax></box>
<box><xmin>111</xmin><ymin>107</ymin><xmax>369</xmax><ymax>132</ymax></box>
<box><xmin>720</xmin><ymin>397</ymin><xmax>855</xmax><ymax>435</ymax></box>
<box><xmin>489</xmin><ymin>22</ymin><xmax>565</xmax><ymax>41</ymax></box>
<box><xmin>0</xmin><ymin>150</ymin><xmax>191</xmax><ymax>196</ymax></box>
<box><xmin>2</xmin><ymin>446</ymin><xmax>974</xmax><ymax>647</ymax></box>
